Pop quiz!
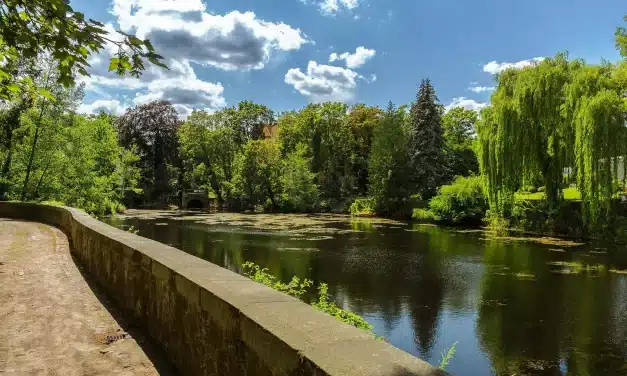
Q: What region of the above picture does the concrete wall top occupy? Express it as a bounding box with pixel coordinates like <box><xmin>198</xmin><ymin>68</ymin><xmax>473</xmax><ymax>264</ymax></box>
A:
<box><xmin>0</xmin><ymin>202</ymin><xmax>448</xmax><ymax>376</ymax></box>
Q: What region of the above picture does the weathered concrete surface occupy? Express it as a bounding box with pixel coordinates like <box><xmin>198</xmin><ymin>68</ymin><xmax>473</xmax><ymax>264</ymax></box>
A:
<box><xmin>0</xmin><ymin>218</ymin><xmax>174</xmax><ymax>375</ymax></box>
<box><xmin>0</xmin><ymin>202</ymin><xmax>448</xmax><ymax>376</ymax></box>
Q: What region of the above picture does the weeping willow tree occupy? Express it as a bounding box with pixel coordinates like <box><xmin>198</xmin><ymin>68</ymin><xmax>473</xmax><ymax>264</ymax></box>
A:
<box><xmin>478</xmin><ymin>53</ymin><xmax>627</xmax><ymax>233</ymax></box>
<box><xmin>566</xmin><ymin>64</ymin><xmax>627</xmax><ymax>231</ymax></box>
<box><xmin>477</xmin><ymin>54</ymin><xmax>576</xmax><ymax>214</ymax></box>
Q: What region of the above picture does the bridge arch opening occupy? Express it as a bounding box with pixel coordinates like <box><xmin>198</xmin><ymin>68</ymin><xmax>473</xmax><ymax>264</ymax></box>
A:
<box><xmin>186</xmin><ymin>199</ymin><xmax>204</xmax><ymax>210</ymax></box>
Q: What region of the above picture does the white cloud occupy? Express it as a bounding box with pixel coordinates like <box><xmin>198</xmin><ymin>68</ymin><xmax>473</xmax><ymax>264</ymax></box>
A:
<box><xmin>133</xmin><ymin>78</ymin><xmax>226</xmax><ymax>118</ymax></box>
<box><xmin>446</xmin><ymin>97</ymin><xmax>488</xmax><ymax>112</ymax></box>
<box><xmin>285</xmin><ymin>61</ymin><xmax>359</xmax><ymax>102</ymax></box>
<box><xmin>329</xmin><ymin>46</ymin><xmax>376</xmax><ymax>68</ymax></box>
<box><xmin>80</xmin><ymin>0</ymin><xmax>311</xmax><ymax>118</ymax></box>
<box><xmin>468</xmin><ymin>86</ymin><xmax>494</xmax><ymax>93</ymax></box>
<box><xmin>482</xmin><ymin>57</ymin><xmax>545</xmax><ymax>75</ymax></box>
<box><xmin>301</xmin><ymin>0</ymin><xmax>360</xmax><ymax>15</ymax></box>
<box><xmin>111</xmin><ymin>1</ymin><xmax>310</xmax><ymax>71</ymax></box>
<box><xmin>79</xmin><ymin>99</ymin><xmax>129</xmax><ymax>116</ymax></box>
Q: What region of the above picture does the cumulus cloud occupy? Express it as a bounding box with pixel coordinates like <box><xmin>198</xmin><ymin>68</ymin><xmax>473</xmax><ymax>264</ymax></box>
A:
<box><xmin>320</xmin><ymin>0</ymin><xmax>360</xmax><ymax>14</ymax></box>
<box><xmin>329</xmin><ymin>46</ymin><xmax>376</xmax><ymax>68</ymax></box>
<box><xmin>446</xmin><ymin>97</ymin><xmax>488</xmax><ymax>112</ymax></box>
<box><xmin>285</xmin><ymin>61</ymin><xmax>359</xmax><ymax>102</ymax></box>
<box><xmin>300</xmin><ymin>0</ymin><xmax>360</xmax><ymax>15</ymax></box>
<box><xmin>133</xmin><ymin>78</ymin><xmax>226</xmax><ymax>118</ymax></box>
<box><xmin>483</xmin><ymin>57</ymin><xmax>545</xmax><ymax>75</ymax></box>
<box><xmin>80</xmin><ymin>0</ymin><xmax>310</xmax><ymax>118</ymax></box>
<box><xmin>468</xmin><ymin>86</ymin><xmax>494</xmax><ymax>93</ymax></box>
<box><xmin>111</xmin><ymin>1</ymin><xmax>309</xmax><ymax>71</ymax></box>
<box><xmin>78</xmin><ymin>99</ymin><xmax>129</xmax><ymax>116</ymax></box>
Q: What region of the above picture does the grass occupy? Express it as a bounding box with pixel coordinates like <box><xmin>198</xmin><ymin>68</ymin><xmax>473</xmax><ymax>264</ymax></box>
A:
<box><xmin>515</xmin><ymin>187</ymin><xmax>582</xmax><ymax>201</ymax></box>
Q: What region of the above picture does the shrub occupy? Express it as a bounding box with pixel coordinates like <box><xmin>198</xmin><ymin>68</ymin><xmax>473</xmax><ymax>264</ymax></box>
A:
<box><xmin>424</xmin><ymin>175</ymin><xmax>488</xmax><ymax>225</ymax></box>
<box><xmin>412</xmin><ymin>208</ymin><xmax>434</xmax><ymax>221</ymax></box>
<box><xmin>349</xmin><ymin>197</ymin><xmax>376</xmax><ymax>216</ymax></box>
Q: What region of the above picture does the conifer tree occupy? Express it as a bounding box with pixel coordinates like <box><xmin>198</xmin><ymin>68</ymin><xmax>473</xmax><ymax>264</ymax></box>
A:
<box><xmin>408</xmin><ymin>79</ymin><xmax>448</xmax><ymax>199</ymax></box>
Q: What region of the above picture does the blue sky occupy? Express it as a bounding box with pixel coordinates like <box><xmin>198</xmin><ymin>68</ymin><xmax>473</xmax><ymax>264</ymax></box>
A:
<box><xmin>72</xmin><ymin>0</ymin><xmax>626</xmax><ymax>117</ymax></box>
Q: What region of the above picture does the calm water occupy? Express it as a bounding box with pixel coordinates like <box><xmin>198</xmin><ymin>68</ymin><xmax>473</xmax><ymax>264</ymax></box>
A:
<box><xmin>104</xmin><ymin>212</ymin><xmax>627</xmax><ymax>375</ymax></box>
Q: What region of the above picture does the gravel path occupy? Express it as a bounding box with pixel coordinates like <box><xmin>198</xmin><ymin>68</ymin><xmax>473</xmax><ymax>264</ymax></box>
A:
<box><xmin>0</xmin><ymin>219</ymin><xmax>175</xmax><ymax>376</ymax></box>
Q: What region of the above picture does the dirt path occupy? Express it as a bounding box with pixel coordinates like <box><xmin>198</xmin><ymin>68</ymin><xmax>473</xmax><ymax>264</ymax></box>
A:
<box><xmin>0</xmin><ymin>219</ymin><xmax>175</xmax><ymax>376</ymax></box>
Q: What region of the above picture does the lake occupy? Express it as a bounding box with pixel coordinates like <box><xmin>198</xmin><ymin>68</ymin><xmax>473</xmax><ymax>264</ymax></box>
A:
<box><xmin>103</xmin><ymin>210</ymin><xmax>627</xmax><ymax>375</ymax></box>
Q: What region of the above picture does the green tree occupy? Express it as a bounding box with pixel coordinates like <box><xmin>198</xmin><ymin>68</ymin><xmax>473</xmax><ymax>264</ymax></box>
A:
<box><xmin>229</xmin><ymin>100</ymin><xmax>275</xmax><ymax>142</ymax></box>
<box><xmin>478</xmin><ymin>53</ymin><xmax>627</xmax><ymax>233</ymax></box>
<box><xmin>346</xmin><ymin>104</ymin><xmax>383</xmax><ymax>195</ymax></box>
<box><xmin>280</xmin><ymin>144</ymin><xmax>320</xmax><ymax>212</ymax></box>
<box><xmin>368</xmin><ymin>102</ymin><xmax>411</xmax><ymax>215</ymax></box>
<box><xmin>117</xmin><ymin>101</ymin><xmax>181</xmax><ymax>206</ymax></box>
<box><xmin>231</xmin><ymin>139</ymin><xmax>282</xmax><ymax>210</ymax></box>
<box><xmin>0</xmin><ymin>0</ymin><xmax>165</xmax><ymax>98</ymax></box>
<box><xmin>276</xmin><ymin>102</ymin><xmax>354</xmax><ymax>204</ymax></box>
<box><xmin>616</xmin><ymin>15</ymin><xmax>627</xmax><ymax>57</ymax></box>
<box><xmin>179</xmin><ymin>110</ymin><xmax>238</xmax><ymax>204</ymax></box>
<box><xmin>19</xmin><ymin>57</ymin><xmax>84</xmax><ymax>200</ymax></box>
<box><xmin>442</xmin><ymin>106</ymin><xmax>479</xmax><ymax>178</ymax></box>
<box><xmin>408</xmin><ymin>79</ymin><xmax>448</xmax><ymax>199</ymax></box>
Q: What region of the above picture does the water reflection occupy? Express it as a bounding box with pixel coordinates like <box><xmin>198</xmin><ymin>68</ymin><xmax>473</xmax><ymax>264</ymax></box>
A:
<box><xmin>104</xmin><ymin>214</ymin><xmax>627</xmax><ymax>375</ymax></box>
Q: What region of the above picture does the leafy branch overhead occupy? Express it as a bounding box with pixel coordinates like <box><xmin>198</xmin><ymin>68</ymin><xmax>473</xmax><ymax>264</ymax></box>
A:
<box><xmin>0</xmin><ymin>0</ymin><xmax>167</xmax><ymax>99</ymax></box>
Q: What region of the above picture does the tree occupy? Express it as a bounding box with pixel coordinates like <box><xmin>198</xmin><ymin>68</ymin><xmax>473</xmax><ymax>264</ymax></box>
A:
<box><xmin>408</xmin><ymin>79</ymin><xmax>448</xmax><ymax>199</ymax></box>
<box><xmin>280</xmin><ymin>144</ymin><xmax>320</xmax><ymax>212</ymax></box>
<box><xmin>0</xmin><ymin>99</ymin><xmax>31</xmax><ymax>199</ymax></box>
<box><xmin>346</xmin><ymin>104</ymin><xmax>384</xmax><ymax>195</ymax></box>
<box><xmin>616</xmin><ymin>15</ymin><xmax>627</xmax><ymax>57</ymax></box>
<box><xmin>230</xmin><ymin>139</ymin><xmax>282</xmax><ymax>210</ymax></box>
<box><xmin>19</xmin><ymin>57</ymin><xmax>84</xmax><ymax>200</ymax></box>
<box><xmin>0</xmin><ymin>0</ymin><xmax>166</xmax><ymax>98</ymax></box>
<box><xmin>477</xmin><ymin>54</ymin><xmax>627</xmax><ymax>233</ymax></box>
<box><xmin>230</xmin><ymin>101</ymin><xmax>275</xmax><ymax>142</ymax></box>
<box><xmin>276</xmin><ymin>102</ymin><xmax>355</xmax><ymax>204</ymax></box>
<box><xmin>117</xmin><ymin>101</ymin><xmax>181</xmax><ymax>205</ymax></box>
<box><xmin>442</xmin><ymin>106</ymin><xmax>479</xmax><ymax>179</ymax></box>
<box><xmin>179</xmin><ymin>110</ymin><xmax>238</xmax><ymax>204</ymax></box>
<box><xmin>368</xmin><ymin>102</ymin><xmax>411</xmax><ymax>215</ymax></box>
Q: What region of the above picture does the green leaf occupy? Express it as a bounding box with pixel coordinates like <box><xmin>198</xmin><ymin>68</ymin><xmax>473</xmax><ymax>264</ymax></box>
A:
<box><xmin>38</xmin><ymin>88</ymin><xmax>57</xmax><ymax>102</ymax></box>
<box><xmin>108</xmin><ymin>57</ymin><xmax>120</xmax><ymax>72</ymax></box>
<box><xmin>6</xmin><ymin>83</ymin><xmax>20</xmax><ymax>92</ymax></box>
<box><xmin>120</xmin><ymin>57</ymin><xmax>132</xmax><ymax>70</ymax></box>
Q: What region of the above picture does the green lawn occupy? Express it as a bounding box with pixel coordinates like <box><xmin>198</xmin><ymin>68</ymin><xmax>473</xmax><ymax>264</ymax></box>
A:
<box><xmin>516</xmin><ymin>187</ymin><xmax>582</xmax><ymax>201</ymax></box>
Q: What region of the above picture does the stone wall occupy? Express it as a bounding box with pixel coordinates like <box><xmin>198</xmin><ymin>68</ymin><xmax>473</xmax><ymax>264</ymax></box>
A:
<box><xmin>0</xmin><ymin>202</ymin><xmax>448</xmax><ymax>376</ymax></box>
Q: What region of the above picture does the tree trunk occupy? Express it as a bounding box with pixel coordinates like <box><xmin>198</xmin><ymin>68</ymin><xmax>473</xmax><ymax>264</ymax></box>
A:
<box><xmin>0</xmin><ymin>149</ymin><xmax>12</xmax><ymax>199</ymax></box>
<box><xmin>33</xmin><ymin>159</ymin><xmax>52</xmax><ymax>200</ymax></box>
<box><xmin>20</xmin><ymin>121</ymin><xmax>42</xmax><ymax>201</ymax></box>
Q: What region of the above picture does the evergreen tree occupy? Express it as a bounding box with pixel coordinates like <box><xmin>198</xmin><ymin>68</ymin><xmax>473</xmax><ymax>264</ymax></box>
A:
<box><xmin>408</xmin><ymin>79</ymin><xmax>448</xmax><ymax>199</ymax></box>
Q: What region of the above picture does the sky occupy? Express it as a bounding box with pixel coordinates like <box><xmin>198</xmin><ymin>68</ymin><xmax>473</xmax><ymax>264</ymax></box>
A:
<box><xmin>71</xmin><ymin>0</ymin><xmax>627</xmax><ymax>118</ymax></box>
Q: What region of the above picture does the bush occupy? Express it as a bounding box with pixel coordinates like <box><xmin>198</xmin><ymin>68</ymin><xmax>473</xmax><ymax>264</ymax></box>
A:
<box><xmin>349</xmin><ymin>197</ymin><xmax>376</xmax><ymax>217</ymax></box>
<box><xmin>423</xmin><ymin>175</ymin><xmax>488</xmax><ymax>225</ymax></box>
<box><xmin>412</xmin><ymin>208</ymin><xmax>434</xmax><ymax>221</ymax></box>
